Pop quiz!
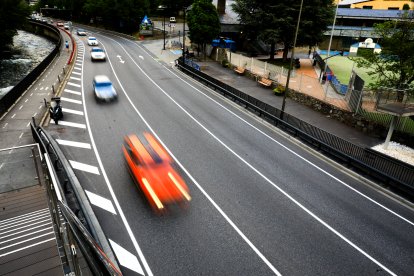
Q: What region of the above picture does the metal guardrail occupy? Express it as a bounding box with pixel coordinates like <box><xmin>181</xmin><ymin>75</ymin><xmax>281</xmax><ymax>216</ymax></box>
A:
<box><xmin>0</xmin><ymin>20</ymin><xmax>61</xmax><ymax>116</ymax></box>
<box><xmin>176</xmin><ymin>58</ymin><xmax>414</xmax><ymax>197</ymax></box>
<box><xmin>30</xmin><ymin>122</ymin><xmax>121</xmax><ymax>275</ymax></box>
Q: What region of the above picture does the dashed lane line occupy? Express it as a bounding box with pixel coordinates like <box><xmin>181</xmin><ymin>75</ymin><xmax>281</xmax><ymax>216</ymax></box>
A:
<box><xmin>109</xmin><ymin>239</ymin><xmax>144</xmax><ymax>275</ymax></box>
<box><xmin>70</xmin><ymin>76</ymin><xmax>81</xmax><ymax>81</ymax></box>
<box><xmin>62</xmin><ymin>108</ymin><xmax>84</xmax><ymax>116</ymax></box>
<box><xmin>72</xmin><ymin>71</ymin><xmax>81</xmax><ymax>76</ymax></box>
<box><xmin>67</xmin><ymin>82</ymin><xmax>81</xmax><ymax>88</ymax></box>
<box><xmin>74</xmin><ymin>67</ymin><xmax>82</xmax><ymax>70</ymax></box>
<box><xmin>49</xmin><ymin>120</ymin><xmax>86</xmax><ymax>129</ymax></box>
<box><xmin>56</xmin><ymin>139</ymin><xmax>91</xmax><ymax>149</ymax></box>
<box><xmin>61</xmin><ymin>97</ymin><xmax>82</xmax><ymax>105</ymax></box>
<box><xmin>64</xmin><ymin>89</ymin><xmax>81</xmax><ymax>95</ymax></box>
<box><xmin>85</xmin><ymin>190</ymin><xmax>117</xmax><ymax>214</ymax></box>
<box><xmin>69</xmin><ymin>160</ymin><xmax>100</xmax><ymax>175</ymax></box>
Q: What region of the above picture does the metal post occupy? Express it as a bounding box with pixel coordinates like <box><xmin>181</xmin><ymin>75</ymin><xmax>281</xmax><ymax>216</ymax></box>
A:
<box><xmin>281</xmin><ymin>0</ymin><xmax>303</xmax><ymax>119</ymax></box>
<box><xmin>182</xmin><ymin>7</ymin><xmax>186</xmax><ymax>61</ymax></box>
<box><xmin>163</xmin><ymin>13</ymin><xmax>166</xmax><ymax>50</ymax></box>
<box><xmin>383</xmin><ymin>116</ymin><xmax>398</xmax><ymax>149</ymax></box>
<box><xmin>320</xmin><ymin>3</ymin><xmax>339</xmax><ymax>83</ymax></box>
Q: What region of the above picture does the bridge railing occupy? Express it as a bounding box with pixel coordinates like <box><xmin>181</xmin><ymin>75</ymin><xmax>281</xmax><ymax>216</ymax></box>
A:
<box><xmin>30</xmin><ymin>122</ymin><xmax>121</xmax><ymax>275</ymax></box>
<box><xmin>176</xmin><ymin>58</ymin><xmax>414</xmax><ymax>198</ymax></box>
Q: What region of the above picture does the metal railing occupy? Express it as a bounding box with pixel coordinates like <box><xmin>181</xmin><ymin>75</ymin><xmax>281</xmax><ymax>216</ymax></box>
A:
<box><xmin>0</xmin><ymin>20</ymin><xmax>61</xmax><ymax>116</ymax></box>
<box><xmin>176</xmin><ymin>58</ymin><xmax>414</xmax><ymax>197</ymax></box>
<box><xmin>30</xmin><ymin>122</ymin><xmax>122</xmax><ymax>275</ymax></box>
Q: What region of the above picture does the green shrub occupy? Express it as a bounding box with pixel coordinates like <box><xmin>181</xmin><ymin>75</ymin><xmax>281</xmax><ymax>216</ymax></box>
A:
<box><xmin>273</xmin><ymin>84</ymin><xmax>285</xmax><ymax>96</ymax></box>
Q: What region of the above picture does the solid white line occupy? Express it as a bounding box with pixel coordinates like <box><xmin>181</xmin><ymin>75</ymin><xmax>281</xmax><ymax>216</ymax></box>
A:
<box><xmin>0</xmin><ymin>227</ymin><xmax>52</xmax><ymax>245</ymax></box>
<box><xmin>109</xmin><ymin>239</ymin><xmax>144</xmax><ymax>275</ymax></box>
<box><xmin>0</xmin><ymin>208</ymin><xmax>48</xmax><ymax>225</ymax></box>
<box><xmin>62</xmin><ymin>108</ymin><xmax>84</xmax><ymax>116</ymax></box>
<box><xmin>11</xmin><ymin>114</ymin><xmax>16</xmax><ymax>119</ymax></box>
<box><xmin>121</xmin><ymin>38</ymin><xmax>399</xmax><ymax>275</ymax></box>
<box><xmin>0</xmin><ymin>223</ymin><xmax>51</xmax><ymax>240</ymax></box>
<box><xmin>24</xmin><ymin>99</ymin><xmax>28</xmax><ymax>103</ymax></box>
<box><xmin>56</xmin><ymin>139</ymin><xmax>91</xmax><ymax>149</ymax></box>
<box><xmin>102</xmin><ymin>39</ymin><xmax>282</xmax><ymax>275</ymax></box>
<box><xmin>64</xmin><ymin>88</ymin><xmax>81</xmax><ymax>95</ymax></box>
<box><xmin>85</xmin><ymin>190</ymin><xmax>117</xmax><ymax>214</ymax></box>
<box><xmin>69</xmin><ymin>160</ymin><xmax>100</xmax><ymax>175</ymax></box>
<box><xmin>19</xmin><ymin>105</ymin><xmax>23</xmax><ymax>110</ymax></box>
<box><xmin>0</xmin><ymin>231</ymin><xmax>54</xmax><ymax>250</ymax></box>
<box><xmin>0</xmin><ymin>213</ymin><xmax>50</xmax><ymax>230</ymax></box>
<box><xmin>70</xmin><ymin>76</ymin><xmax>81</xmax><ymax>81</ymax></box>
<box><xmin>67</xmin><ymin>82</ymin><xmax>81</xmax><ymax>88</ymax></box>
<box><xmin>79</xmin><ymin>40</ymin><xmax>154</xmax><ymax>276</ymax></box>
<box><xmin>61</xmin><ymin>97</ymin><xmax>82</xmax><ymax>105</ymax></box>
<box><xmin>0</xmin><ymin>238</ymin><xmax>55</xmax><ymax>258</ymax></box>
<box><xmin>1</xmin><ymin>218</ymin><xmax>52</xmax><ymax>235</ymax></box>
<box><xmin>19</xmin><ymin>133</ymin><xmax>23</xmax><ymax>139</ymax></box>
<box><xmin>26</xmin><ymin>122</ymin><xmax>30</xmax><ymax>127</ymax></box>
<box><xmin>49</xmin><ymin>120</ymin><xmax>86</xmax><ymax>129</ymax></box>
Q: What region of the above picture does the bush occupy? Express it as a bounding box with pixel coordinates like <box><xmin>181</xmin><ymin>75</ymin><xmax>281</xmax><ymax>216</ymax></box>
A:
<box><xmin>273</xmin><ymin>84</ymin><xmax>285</xmax><ymax>96</ymax></box>
<box><xmin>221</xmin><ymin>59</ymin><xmax>229</xmax><ymax>67</ymax></box>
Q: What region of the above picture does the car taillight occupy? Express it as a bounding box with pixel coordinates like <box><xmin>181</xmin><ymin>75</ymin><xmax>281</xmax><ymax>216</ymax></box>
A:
<box><xmin>142</xmin><ymin>178</ymin><xmax>164</xmax><ymax>210</ymax></box>
<box><xmin>168</xmin><ymin>172</ymin><xmax>191</xmax><ymax>201</ymax></box>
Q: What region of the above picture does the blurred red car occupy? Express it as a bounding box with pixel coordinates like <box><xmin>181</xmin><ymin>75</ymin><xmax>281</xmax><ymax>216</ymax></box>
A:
<box><xmin>122</xmin><ymin>133</ymin><xmax>191</xmax><ymax>211</ymax></box>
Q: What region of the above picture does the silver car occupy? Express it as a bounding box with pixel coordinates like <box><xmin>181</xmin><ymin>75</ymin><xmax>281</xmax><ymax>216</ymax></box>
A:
<box><xmin>93</xmin><ymin>75</ymin><xmax>117</xmax><ymax>102</ymax></box>
<box><xmin>90</xmin><ymin>47</ymin><xmax>106</xmax><ymax>61</ymax></box>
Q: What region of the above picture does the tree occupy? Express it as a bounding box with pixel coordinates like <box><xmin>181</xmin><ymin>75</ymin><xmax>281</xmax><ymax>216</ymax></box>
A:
<box><xmin>0</xmin><ymin>0</ymin><xmax>30</xmax><ymax>56</ymax></box>
<box><xmin>187</xmin><ymin>0</ymin><xmax>220</xmax><ymax>60</ymax></box>
<box><xmin>353</xmin><ymin>12</ymin><xmax>414</xmax><ymax>100</ymax></box>
<box><xmin>232</xmin><ymin>0</ymin><xmax>334</xmax><ymax>61</ymax></box>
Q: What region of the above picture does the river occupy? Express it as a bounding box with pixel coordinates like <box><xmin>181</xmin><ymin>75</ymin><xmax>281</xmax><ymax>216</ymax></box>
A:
<box><xmin>0</xmin><ymin>30</ymin><xmax>55</xmax><ymax>99</ymax></box>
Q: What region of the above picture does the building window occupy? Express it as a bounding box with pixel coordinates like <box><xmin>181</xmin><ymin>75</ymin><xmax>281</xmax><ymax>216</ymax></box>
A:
<box><xmin>362</xmin><ymin>6</ymin><xmax>373</xmax><ymax>9</ymax></box>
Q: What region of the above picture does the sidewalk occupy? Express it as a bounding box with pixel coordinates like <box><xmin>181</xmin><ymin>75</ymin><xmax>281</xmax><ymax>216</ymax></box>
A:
<box><xmin>142</xmin><ymin>40</ymin><xmax>382</xmax><ymax>148</ymax></box>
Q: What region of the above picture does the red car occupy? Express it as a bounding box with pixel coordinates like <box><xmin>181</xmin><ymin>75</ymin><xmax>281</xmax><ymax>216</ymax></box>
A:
<box><xmin>122</xmin><ymin>133</ymin><xmax>191</xmax><ymax>211</ymax></box>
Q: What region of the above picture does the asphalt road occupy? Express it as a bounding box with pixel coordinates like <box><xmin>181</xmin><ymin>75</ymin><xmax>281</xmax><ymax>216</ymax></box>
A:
<box><xmin>45</xmin><ymin>28</ymin><xmax>414</xmax><ymax>276</ymax></box>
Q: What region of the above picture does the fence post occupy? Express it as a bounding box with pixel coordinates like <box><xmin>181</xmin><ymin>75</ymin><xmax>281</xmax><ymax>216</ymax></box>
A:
<box><xmin>52</xmin><ymin>85</ymin><xmax>55</xmax><ymax>94</ymax></box>
<box><xmin>58</xmin><ymin>75</ymin><xmax>60</xmax><ymax>82</ymax></box>
<box><xmin>299</xmin><ymin>73</ymin><xmax>303</xmax><ymax>92</ymax></box>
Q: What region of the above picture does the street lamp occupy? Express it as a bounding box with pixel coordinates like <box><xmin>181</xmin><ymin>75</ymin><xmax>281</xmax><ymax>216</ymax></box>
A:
<box><xmin>158</xmin><ymin>5</ymin><xmax>167</xmax><ymax>50</ymax></box>
<box><xmin>281</xmin><ymin>0</ymin><xmax>303</xmax><ymax>119</ymax></box>
<box><xmin>320</xmin><ymin>3</ymin><xmax>339</xmax><ymax>83</ymax></box>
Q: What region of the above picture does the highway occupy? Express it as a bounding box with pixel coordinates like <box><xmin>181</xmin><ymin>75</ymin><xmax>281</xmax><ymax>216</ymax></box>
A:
<box><xmin>45</xmin><ymin>28</ymin><xmax>414</xmax><ymax>275</ymax></box>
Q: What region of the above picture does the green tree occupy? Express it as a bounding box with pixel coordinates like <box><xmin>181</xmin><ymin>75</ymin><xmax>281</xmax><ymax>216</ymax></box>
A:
<box><xmin>187</xmin><ymin>0</ymin><xmax>220</xmax><ymax>60</ymax></box>
<box><xmin>232</xmin><ymin>0</ymin><xmax>334</xmax><ymax>61</ymax></box>
<box><xmin>354</xmin><ymin>12</ymin><xmax>414</xmax><ymax>100</ymax></box>
<box><xmin>0</xmin><ymin>0</ymin><xmax>30</xmax><ymax>55</ymax></box>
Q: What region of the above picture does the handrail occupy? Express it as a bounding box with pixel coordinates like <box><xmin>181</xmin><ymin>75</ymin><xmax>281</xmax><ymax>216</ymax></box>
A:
<box><xmin>30</xmin><ymin>122</ymin><xmax>121</xmax><ymax>275</ymax></box>
<box><xmin>176</xmin><ymin>58</ymin><xmax>414</xmax><ymax>197</ymax></box>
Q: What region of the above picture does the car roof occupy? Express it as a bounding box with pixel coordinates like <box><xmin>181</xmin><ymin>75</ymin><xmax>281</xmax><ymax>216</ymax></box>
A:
<box><xmin>88</xmin><ymin>37</ymin><xmax>96</xmax><ymax>39</ymax></box>
<box><xmin>127</xmin><ymin>133</ymin><xmax>171</xmax><ymax>165</ymax></box>
<box><xmin>91</xmin><ymin>47</ymin><xmax>103</xmax><ymax>51</ymax></box>
<box><xmin>93</xmin><ymin>75</ymin><xmax>111</xmax><ymax>83</ymax></box>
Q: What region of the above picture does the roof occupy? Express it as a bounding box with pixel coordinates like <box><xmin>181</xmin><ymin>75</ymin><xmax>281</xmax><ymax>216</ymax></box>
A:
<box><xmin>339</xmin><ymin>0</ymin><xmax>370</xmax><ymax>5</ymax></box>
<box><xmin>337</xmin><ymin>8</ymin><xmax>413</xmax><ymax>19</ymax></box>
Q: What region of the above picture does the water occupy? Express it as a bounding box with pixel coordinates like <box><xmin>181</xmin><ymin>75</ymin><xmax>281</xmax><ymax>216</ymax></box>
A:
<box><xmin>0</xmin><ymin>30</ymin><xmax>54</xmax><ymax>99</ymax></box>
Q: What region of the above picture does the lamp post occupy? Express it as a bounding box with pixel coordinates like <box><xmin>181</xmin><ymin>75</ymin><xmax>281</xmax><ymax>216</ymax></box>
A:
<box><xmin>320</xmin><ymin>3</ymin><xmax>339</xmax><ymax>83</ymax></box>
<box><xmin>158</xmin><ymin>5</ymin><xmax>167</xmax><ymax>50</ymax></box>
<box><xmin>182</xmin><ymin>6</ymin><xmax>187</xmax><ymax>61</ymax></box>
<box><xmin>281</xmin><ymin>0</ymin><xmax>303</xmax><ymax>119</ymax></box>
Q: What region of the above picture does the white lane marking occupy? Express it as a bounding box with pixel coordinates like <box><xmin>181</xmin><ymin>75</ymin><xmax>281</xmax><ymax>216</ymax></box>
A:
<box><xmin>0</xmin><ymin>238</ymin><xmax>55</xmax><ymax>258</ymax></box>
<box><xmin>109</xmin><ymin>239</ymin><xmax>144</xmax><ymax>275</ymax></box>
<box><xmin>49</xmin><ymin>120</ymin><xmax>86</xmax><ymax>128</ymax></box>
<box><xmin>26</xmin><ymin>122</ymin><xmax>30</xmax><ymax>127</ymax></box>
<box><xmin>19</xmin><ymin>133</ymin><xmax>23</xmax><ymax>139</ymax></box>
<box><xmin>24</xmin><ymin>99</ymin><xmax>28</xmax><ymax>103</ymax></box>
<box><xmin>38</xmin><ymin>105</ymin><xmax>42</xmax><ymax>109</ymax></box>
<box><xmin>165</xmin><ymin>67</ymin><xmax>414</xmax><ymax>227</ymax></box>
<box><xmin>72</xmin><ymin>71</ymin><xmax>81</xmax><ymax>75</ymax></box>
<box><xmin>35</xmin><ymin>88</ymin><xmax>38</xmax><ymax>91</ymax></box>
<box><xmin>74</xmin><ymin>66</ymin><xmax>82</xmax><ymax>70</ymax></box>
<box><xmin>69</xmin><ymin>160</ymin><xmax>100</xmax><ymax>175</ymax></box>
<box><xmin>85</xmin><ymin>190</ymin><xmax>117</xmax><ymax>214</ymax></box>
<box><xmin>56</xmin><ymin>139</ymin><xmax>91</xmax><ymax>149</ymax></box>
<box><xmin>117</xmin><ymin>38</ymin><xmax>399</xmax><ymax>275</ymax></box>
<box><xmin>0</xmin><ymin>232</ymin><xmax>54</xmax><ymax>250</ymax></box>
<box><xmin>67</xmin><ymin>82</ymin><xmax>81</xmax><ymax>88</ymax></box>
<box><xmin>62</xmin><ymin>108</ymin><xmax>84</xmax><ymax>116</ymax></box>
<box><xmin>42</xmin><ymin>78</ymin><xmax>45</xmax><ymax>82</ymax></box>
<box><xmin>11</xmin><ymin>114</ymin><xmax>16</xmax><ymax>119</ymax></box>
<box><xmin>47</xmin><ymin>92</ymin><xmax>50</xmax><ymax>96</ymax></box>
<box><xmin>19</xmin><ymin>105</ymin><xmax>23</xmax><ymax>110</ymax></box>
<box><xmin>45</xmin><ymin>87</ymin><xmax>49</xmax><ymax>90</ymax></box>
<box><xmin>61</xmin><ymin>97</ymin><xmax>82</xmax><ymax>105</ymax></box>
<box><xmin>2</xmin><ymin>123</ymin><xmax>8</xmax><ymax>128</ymax></box>
<box><xmin>33</xmin><ymin>112</ymin><xmax>37</xmax><ymax>117</ymax></box>
<box><xmin>0</xmin><ymin>223</ymin><xmax>51</xmax><ymax>240</ymax></box>
<box><xmin>139</xmin><ymin>55</ymin><xmax>144</xmax><ymax>60</ymax></box>
<box><xmin>30</xmin><ymin>93</ymin><xmax>33</xmax><ymax>96</ymax></box>
<box><xmin>64</xmin><ymin>89</ymin><xmax>81</xmax><ymax>95</ymax></box>
<box><xmin>0</xmin><ymin>208</ymin><xmax>48</xmax><ymax>225</ymax></box>
<box><xmin>0</xmin><ymin>227</ymin><xmax>52</xmax><ymax>244</ymax></box>
<box><xmin>0</xmin><ymin>212</ymin><xmax>49</xmax><ymax>229</ymax></box>
<box><xmin>70</xmin><ymin>76</ymin><xmax>81</xmax><ymax>81</ymax></box>
<box><xmin>78</xmin><ymin>40</ymin><xmax>153</xmax><ymax>276</ymax></box>
<box><xmin>76</xmin><ymin>62</ymin><xmax>82</xmax><ymax>66</ymax></box>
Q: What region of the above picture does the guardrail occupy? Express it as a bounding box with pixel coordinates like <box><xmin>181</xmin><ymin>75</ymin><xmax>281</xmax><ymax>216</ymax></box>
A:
<box><xmin>176</xmin><ymin>58</ymin><xmax>414</xmax><ymax>197</ymax></box>
<box><xmin>30</xmin><ymin>122</ymin><xmax>121</xmax><ymax>275</ymax></box>
<box><xmin>0</xmin><ymin>20</ymin><xmax>61</xmax><ymax>116</ymax></box>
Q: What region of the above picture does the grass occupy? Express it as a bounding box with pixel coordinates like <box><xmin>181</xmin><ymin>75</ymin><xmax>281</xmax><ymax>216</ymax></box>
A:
<box><xmin>320</xmin><ymin>55</ymin><xmax>374</xmax><ymax>86</ymax></box>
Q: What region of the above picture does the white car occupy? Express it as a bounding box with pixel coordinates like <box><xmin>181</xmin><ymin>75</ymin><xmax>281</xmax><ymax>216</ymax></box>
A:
<box><xmin>77</xmin><ymin>28</ymin><xmax>87</xmax><ymax>36</ymax></box>
<box><xmin>90</xmin><ymin>47</ymin><xmax>106</xmax><ymax>61</ymax></box>
<box><xmin>64</xmin><ymin>23</ymin><xmax>70</xmax><ymax>30</ymax></box>
<box><xmin>93</xmin><ymin>75</ymin><xmax>117</xmax><ymax>102</ymax></box>
<box><xmin>87</xmin><ymin>37</ymin><xmax>98</xmax><ymax>46</ymax></box>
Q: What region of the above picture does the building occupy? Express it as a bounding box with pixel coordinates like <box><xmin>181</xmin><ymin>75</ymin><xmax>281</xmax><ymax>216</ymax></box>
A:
<box><xmin>338</xmin><ymin>0</ymin><xmax>414</xmax><ymax>10</ymax></box>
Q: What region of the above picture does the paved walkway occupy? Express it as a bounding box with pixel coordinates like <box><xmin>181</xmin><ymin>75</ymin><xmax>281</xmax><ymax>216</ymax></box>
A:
<box><xmin>142</xmin><ymin>39</ymin><xmax>382</xmax><ymax>148</ymax></box>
